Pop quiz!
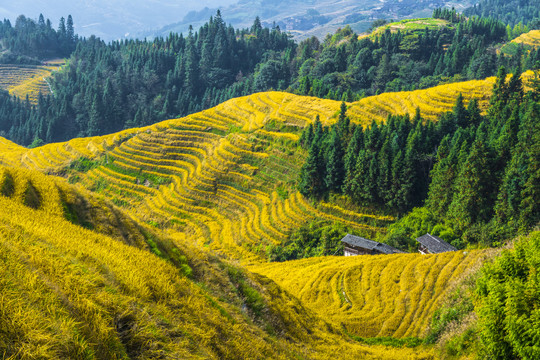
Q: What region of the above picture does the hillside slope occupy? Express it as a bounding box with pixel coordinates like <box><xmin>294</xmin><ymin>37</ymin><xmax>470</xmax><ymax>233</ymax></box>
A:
<box><xmin>251</xmin><ymin>250</ymin><xmax>493</xmax><ymax>338</ymax></box>
<box><xmin>0</xmin><ymin>167</ymin><xmax>438</xmax><ymax>359</ymax></box>
<box><xmin>0</xmin><ymin>75</ymin><xmax>516</xmax><ymax>357</ymax></box>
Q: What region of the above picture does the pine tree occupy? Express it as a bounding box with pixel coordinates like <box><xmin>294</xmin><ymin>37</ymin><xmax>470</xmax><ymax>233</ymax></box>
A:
<box><xmin>448</xmin><ymin>138</ymin><xmax>497</xmax><ymax>230</ymax></box>
<box><xmin>453</xmin><ymin>93</ymin><xmax>469</xmax><ymax>128</ymax></box>
<box><xmin>343</xmin><ymin>125</ymin><xmax>364</xmax><ymax>191</ymax></box>
<box><xmin>426</xmin><ymin>136</ymin><xmax>456</xmax><ymax>218</ymax></box>
<box><xmin>325</xmin><ymin>127</ymin><xmax>345</xmax><ymax>192</ymax></box>
<box><xmin>66</xmin><ymin>15</ymin><xmax>74</xmax><ymax>42</ymax></box>
<box><xmin>299</xmin><ymin>140</ymin><xmax>326</xmax><ymax>198</ymax></box>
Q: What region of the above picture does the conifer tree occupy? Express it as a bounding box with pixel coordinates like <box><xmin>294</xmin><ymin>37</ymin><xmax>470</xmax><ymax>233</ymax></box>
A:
<box><xmin>448</xmin><ymin>138</ymin><xmax>497</xmax><ymax>230</ymax></box>
<box><xmin>325</xmin><ymin>127</ymin><xmax>345</xmax><ymax>192</ymax></box>
<box><xmin>453</xmin><ymin>93</ymin><xmax>469</xmax><ymax>128</ymax></box>
<box><xmin>299</xmin><ymin>140</ymin><xmax>326</xmax><ymax>198</ymax></box>
<box><xmin>343</xmin><ymin>126</ymin><xmax>364</xmax><ymax>191</ymax></box>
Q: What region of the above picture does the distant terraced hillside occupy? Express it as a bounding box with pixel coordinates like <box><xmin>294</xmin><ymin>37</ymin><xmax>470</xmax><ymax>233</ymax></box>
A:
<box><xmin>0</xmin><ymin>63</ymin><xmax>60</xmax><ymax>103</ymax></box>
<box><xmin>366</xmin><ymin>18</ymin><xmax>451</xmax><ymax>38</ymax></box>
<box><xmin>501</xmin><ymin>29</ymin><xmax>540</xmax><ymax>55</ymax></box>
<box><xmin>251</xmin><ymin>250</ymin><xmax>494</xmax><ymax>339</ymax></box>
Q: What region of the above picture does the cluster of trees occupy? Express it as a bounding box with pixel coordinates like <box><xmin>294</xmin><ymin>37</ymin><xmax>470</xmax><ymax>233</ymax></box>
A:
<box><xmin>464</xmin><ymin>0</ymin><xmax>540</xmax><ymax>28</ymax></box>
<box><xmin>0</xmin><ymin>8</ymin><xmax>539</xmax><ymax>146</ymax></box>
<box><xmin>0</xmin><ymin>14</ymin><xmax>76</xmax><ymax>63</ymax></box>
<box><xmin>0</xmin><ymin>12</ymin><xmax>296</xmax><ymax>145</ymax></box>
<box><xmin>299</xmin><ymin>66</ymin><xmax>539</xmax><ymax>249</ymax></box>
<box><xmin>291</xmin><ymin>9</ymin><xmax>538</xmax><ymax>100</ymax></box>
<box><xmin>298</xmin><ymin>98</ymin><xmax>480</xmax><ymax>213</ymax></box>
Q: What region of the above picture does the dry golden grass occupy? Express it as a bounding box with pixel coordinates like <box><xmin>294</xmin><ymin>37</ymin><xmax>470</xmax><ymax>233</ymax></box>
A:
<box><xmin>0</xmin><ymin>164</ymin><xmax>437</xmax><ymax>359</ymax></box>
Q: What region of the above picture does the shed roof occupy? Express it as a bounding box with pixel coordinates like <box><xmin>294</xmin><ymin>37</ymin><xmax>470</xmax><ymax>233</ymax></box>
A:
<box><xmin>416</xmin><ymin>233</ymin><xmax>457</xmax><ymax>253</ymax></box>
<box><xmin>341</xmin><ymin>234</ymin><xmax>403</xmax><ymax>254</ymax></box>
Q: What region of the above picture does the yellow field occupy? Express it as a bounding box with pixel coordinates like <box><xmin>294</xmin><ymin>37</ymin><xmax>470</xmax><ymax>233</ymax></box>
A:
<box><xmin>0</xmin><ymin>164</ymin><xmax>438</xmax><ymax>359</ymax></box>
<box><xmin>251</xmin><ymin>250</ymin><xmax>493</xmax><ymax>338</ymax></box>
<box><xmin>0</xmin><ymin>64</ymin><xmax>60</xmax><ymax>103</ymax></box>
<box><xmin>510</xmin><ymin>29</ymin><xmax>540</xmax><ymax>48</ymax></box>
<box><xmin>0</xmin><ymin>75</ymin><xmax>516</xmax><ymax>357</ymax></box>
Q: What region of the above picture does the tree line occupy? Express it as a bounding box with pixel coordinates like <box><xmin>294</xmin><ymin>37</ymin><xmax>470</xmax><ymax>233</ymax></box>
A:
<box><xmin>0</xmin><ymin>14</ymin><xmax>76</xmax><ymax>63</ymax></box>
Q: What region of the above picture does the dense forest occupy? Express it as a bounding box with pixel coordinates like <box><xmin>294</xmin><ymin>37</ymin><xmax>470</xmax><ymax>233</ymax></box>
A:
<box><xmin>1</xmin><ymin>8</ymin><xmax>540</xmax><ymax>146</ymax></box>
<box><xmin>464</xmin><ymin>0</ymin><xmax>540</xmax><ymax>27</ymax></box>
<box><xmin>0</xmin><ymin>14</ymin><xmax>76</xmax><ymax>63</ymax></box>
<box><xmin>298</xmin><ymin>66</ymin><xmax>539</xmax><ymax>251</ymax></box>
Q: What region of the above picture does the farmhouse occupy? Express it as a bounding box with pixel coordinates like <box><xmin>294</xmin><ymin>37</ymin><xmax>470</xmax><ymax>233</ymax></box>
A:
<box><xmin>341</xmin><ymin>234</ymin><xmax>403</xmax><ymax>256</ymax></box>
<box><xmin>416</xmin><ymin>233</ymin><xmax>457</xmax><ymax>254</ymax></box>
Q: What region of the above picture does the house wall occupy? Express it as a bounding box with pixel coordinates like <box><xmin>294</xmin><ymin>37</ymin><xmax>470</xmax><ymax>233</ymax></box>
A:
<box><xmin>344</xmin><ymin>246</ymin><xmax>372</xmax><ymax>256</ymax></box>
<box><xmin>418</xmin><ymin>244</ymin><xmax>430</xmax><ymax>255</ymax></box>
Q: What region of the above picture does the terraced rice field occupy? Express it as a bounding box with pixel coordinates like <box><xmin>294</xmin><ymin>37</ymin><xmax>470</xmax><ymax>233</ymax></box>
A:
<box><xmin>510</xmin><ymin>29</ymin><xmax>540</xmax><ymax>48</ymax></box>
<box><xmin>251</xmin><ymin>249</ymin><xmax>493</xmax><ymax>338</ymax></box>
<box><xmin>0</xmin><ymin>76</ymin><xmax>512</xmax><ymax>347</ymax></box>
<box><xmin>501</xmin><ymin>30</ymin><xmax>540</xmax><ymax>55</ymax></box>
<box><xmin>0</xmin><ymin>64</ymin><xmax>60</xmax><ymax>103</ymax></box>
<box><xmin>0</xmin><ymin>74</ymin><xmax>514</xmax><ymax>263</ymax></box>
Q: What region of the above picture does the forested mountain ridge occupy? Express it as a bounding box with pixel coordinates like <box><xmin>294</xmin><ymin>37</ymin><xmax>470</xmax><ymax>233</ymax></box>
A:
<box><xmin>148</xmin><ymin>0</ymin><xmax>476</xmax><ymax>41</ymax></box>
<box><xmin>1</xmin><ymin>9</ymin><xmax>539</xmax><ymax>148</ymax></box>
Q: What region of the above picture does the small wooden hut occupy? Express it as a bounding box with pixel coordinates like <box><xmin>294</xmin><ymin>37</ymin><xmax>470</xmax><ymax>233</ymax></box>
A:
<box><xmin>341</xmin><ymin>234</ymin><xmax>403</xmax><ymax>256</ymax></box>
<box><xmin>416</xmin><ymin>233</ymin><xmax>457</xmax><ymax>254</ymax></box>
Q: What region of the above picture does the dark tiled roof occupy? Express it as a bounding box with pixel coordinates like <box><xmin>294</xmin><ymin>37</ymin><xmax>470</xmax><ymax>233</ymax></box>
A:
<box><xmin>341</xmin><ymin>234</ymin><xmax>403</xmax><ymax>254</ymax></box>
<box><xmin>416</xmin><ymin>233</ymin><xmax>457</xmax><ymax>253</ymax></box>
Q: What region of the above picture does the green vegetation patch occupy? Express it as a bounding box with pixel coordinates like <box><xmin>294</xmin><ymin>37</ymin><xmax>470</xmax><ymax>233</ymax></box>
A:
<box><xmin>0</xmin><ymin>170</ymin><xmax>15</xmax><ymax>197</ymax></box>
<box><xmin>227</xmin><ymin>266</ymin><xmax>265</xmax><ymax>316</ymax></box>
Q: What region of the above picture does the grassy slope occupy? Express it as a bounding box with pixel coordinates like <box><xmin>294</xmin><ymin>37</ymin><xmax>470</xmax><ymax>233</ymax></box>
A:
<box><xmin>0</xmin><ymin>165</ymin><xmax>437</xmax><ymax>359</ymax></box>
<box><xmin>0</xmin><ymin>75</ymin><xmax>518</xmax><ymax>357</ymax></box>
<box><xmin>0</xmin><ymin>63</ymin><xmax>61</xmax><ymax>103</ymax></box>
<box><xmin>250</xmin><ymin>250</ymin><xmax>493</xmax><ymax>339</ymax></box>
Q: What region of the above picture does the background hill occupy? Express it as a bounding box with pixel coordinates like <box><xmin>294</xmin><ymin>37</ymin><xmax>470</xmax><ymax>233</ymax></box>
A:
<box><xmin>0</xmin><ymin>0</ymin><xmax>237</xmax><ymax>41</ymax></box>
<box><xmin>148</xmin><ymin>0</ymin><xmax>474</xmax><ymax>41</ymax></box>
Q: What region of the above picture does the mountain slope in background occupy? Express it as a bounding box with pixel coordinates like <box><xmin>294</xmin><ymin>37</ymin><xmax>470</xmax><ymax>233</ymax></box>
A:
<box><xmin>0</xmin><ymin>0</ymin><xmax>237</xmax><ymax>41</ymax></box>
<box><xmin>149</xmin><ymin>0</ymin><xmax>473</xmax><ymax>40</ymax></box>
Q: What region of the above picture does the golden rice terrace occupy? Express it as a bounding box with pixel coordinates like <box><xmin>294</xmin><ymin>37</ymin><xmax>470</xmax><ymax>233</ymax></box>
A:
<box><xmin>0</xmin><ymin>74</ymin><xmax>512</xmax><ymax>358</ymax></box>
